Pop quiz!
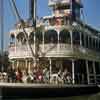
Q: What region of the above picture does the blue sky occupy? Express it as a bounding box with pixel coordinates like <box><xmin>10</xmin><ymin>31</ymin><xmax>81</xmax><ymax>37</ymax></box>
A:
<box><xmin>2</xmin><ymin>0</ymin><xmax>100</xmax><ymax>50</ymax></box>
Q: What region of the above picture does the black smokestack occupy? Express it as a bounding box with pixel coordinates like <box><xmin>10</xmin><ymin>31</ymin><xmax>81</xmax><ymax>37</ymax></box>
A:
<box><xmin>29</xmin><ymin>0</ymin><xmax>36</xmax><ymax>27</ymax></box>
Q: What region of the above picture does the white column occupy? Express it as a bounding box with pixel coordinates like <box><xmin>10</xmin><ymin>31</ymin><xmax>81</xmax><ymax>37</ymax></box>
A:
<box><xmin>12</xmin><ymin>60</ymin><xmax>15</xmax><ymax>69</ymax></box>
<box><xmin>86</xmin><ymin>60</ymin><xmax>90</xmax><ymax>84</ymax></box>
<box><xmin>42</xmin><ymin>31</ymin><xmax>45</xmax><ymax>52</ymax></box>
<box><xmin>49</xmin><ymin>58</ymin><xmax>52</xmax><ymax>83</ymax></box>
<box><xmin>93</xmin><ymin>62</ymin><xmax>96</xmax><ymax>84</ymax></box>
<box><xmin>15</xmin><ymin>36</ymin><xmax>17</xmax><ymax>54</ymax></box>
<box><xmin>16</xmin><ymin>60</ymin><xmax>19</xmax><ymax>69</ymax></box>
<box><xmin>80</xmin><ymin>32</ymin><xmax>82</xmax><ymax>46</ymax></box>
<box><xmin>25</xmin><ymin>59</ymin><xmax>28</xmax><ymax>69</ymax></box>
<box><xmin>72</xmin><ymin>59</ymin><xmax>75</xmax><ymax>84</ymax></box>
<box><xmin>70</xmin><ymin>30</ymin><xmax>73</xmax><ymax>50</ymax></box>
<box><xmin>28</xmin><ymin>61</ymin><xmax>31</xmax><ymax>74</ymax></box>
<box><xmin>57</xmin><ymin>31</ymin><xmax>60</xmax><ymax>52</ymax></box>
<box><xmin>34</xmin><ymin>32</ymin><xmax>36</xmax><ymax>54</ymax></box>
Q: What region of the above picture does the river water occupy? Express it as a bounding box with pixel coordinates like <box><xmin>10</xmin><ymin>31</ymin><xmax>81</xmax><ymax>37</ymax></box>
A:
<box><xmin>4</xmin><ymin>93</ymin><xmax>100</xmax><ymax>100</ymax></box>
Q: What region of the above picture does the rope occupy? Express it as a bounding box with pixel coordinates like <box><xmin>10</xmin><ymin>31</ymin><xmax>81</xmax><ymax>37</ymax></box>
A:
<box><xmin>9</xmin><ymin>0</ymin><xmax>37</xmax><ymax>63</ymax></box>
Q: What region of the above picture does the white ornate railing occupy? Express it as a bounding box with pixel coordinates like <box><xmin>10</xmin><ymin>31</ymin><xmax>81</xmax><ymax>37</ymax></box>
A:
<box><xmin>9</xmin><ymin>44</ymin><xmax>100</xmax><ymax>59</ymax></box>
<box><xmin>48</xmin><ymin>0</ymin><xmax>70</xmax><ymax>6</ymax></box>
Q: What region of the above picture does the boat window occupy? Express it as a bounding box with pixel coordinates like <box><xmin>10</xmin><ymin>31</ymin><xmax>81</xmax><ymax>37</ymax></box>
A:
<box><xmin>59</xmin><ymin>29</ymin><xmax>70</xmax><ymax>43</ymax></box>
<box><xmin>16</xmin><ymin>32</ymin><xmax>26</xmax><ymax>44</ymax></box>
<box><xmin>81</xmin><ymin>33</ymin><xmax>85</xmax><ymax>47</ymax></box>
<box><xmin>95</xmin><ymin>62</ymin><xmax>100</xmax><ymax>74</ymax></box>
<box><xmin>88</xmin><ymin>61</ymin><xmax>93</xmax><ymax>74</ymax></box>
<box><xmin>29</xmin><ymin>32</ymin><xmax>34</xmax><ymax>44</ymax></box>
<box><xmin>95</xmin><ymin>39</ymin><xmax>98</xmax><ymax>51</ymax></box>
<box><xmin>75</xmin><ymin>60</ymin><xmax>87</xmax><ymax>84</ymax></box>
<box><xmin>85</xmin><ymin>35</ymin><xmax>89</xmax><ymax>48</ymax></box>
<box><xmin>99</xmin><ymin>40</ymin><xmax>100</xmax><ymax>50</ymax></box>
<box><xmin>36</xmin><ymin>30</ymin><xmax>43</xmax><ymax>44</ymax></box>
<box><xmin>95</xmin><ymin>62</ymin><xmax>100</xmax><ymax>84</ymax></box>
<box><xmin>72</xmin><ymin>30</ymin><xmax>80</xmax><ymax>45</ymax></box>
<box><xmin>44</xmin><ymin>30</ymin><xmax>58</xmax><ymax>44</ymax></box>
<box><xmin>93</xmin><ymin>38</ymin><xmax>95</xmax><ymax>50</ymax></box>
<box><xmin>10</xmin><ymin>34</ymin><xmax>15</xmax><ymax>45</ymax></box>
<box><xmin>88</xmin><ymin>36</ymin><xmax>92</xmax><ymax>49</ymax></box>
<box><xmin>49</xmin><ymin>18</ymin><xmax>55</xmax><ymax>26</ymax></box>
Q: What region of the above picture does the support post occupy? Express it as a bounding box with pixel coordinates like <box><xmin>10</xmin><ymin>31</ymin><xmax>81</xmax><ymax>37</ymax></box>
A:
<box><xmin>12</xmin><ymin>60</ymin><xmax>15</xmax><ymax>70</ymax></box>
<box><xmin>25</xmin><ymin>59</ymin><xmax>28</xmax><ymax>69</ymax></box>
<box><xmin>72</xmin><ymin>59</ymin><xmax>75</xmax><ymax>84</ymax></box>
<box><xmin>49</xmin><ymin>58</ymin><xmax>52</xmax><ymax>83</ymax></box>
<box><xmin>16</xmin><ymin>60</ymin><xmax>19</xmax><ymax>69</ymax></box>
<box><xmin>42</xmin><ymin>31</ymin><xmax>45</xmax><ymax>52</ymax></box>
<box><xmin>70</xmin><ymin>30</ymin><xmax>73</xmax><ymax>50</ymax></box>
<box><xmin>93</xmin><ymin>62</ymin><xmax>96</xmax><ymax>84</ymax></box>
<box><xmin>80</xmin><ymin>32</ymin><xmax>82</xmax><ymax>46</ymax></box>
<box><xmin>28</xmin><ymin>61</ymin><xmax>31</xmax><ymax>74</ymax></box>
<box><xmin>86</xmin><ymin>60</ymin><xmax>90</xmax><ymax>84</ymax></box>
<box><xmin>57</xmin><ymin>31</ymin><xmax>60</xmax><ymax>52</ymax></box>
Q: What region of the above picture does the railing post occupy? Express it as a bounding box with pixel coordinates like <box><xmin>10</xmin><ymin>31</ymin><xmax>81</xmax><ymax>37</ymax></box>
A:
<box><xmin>42</xmin><ymin>31</ymin><xmax>45</xmax><ymax>52</ymax></box>
<box><xmin>72</xmin><ymin>59</ymin><xmax>75</xmax><ymax>84</ymax></box>
<box><xmin>80</xmin><ymin>32</ymin><xmax>82</xmax><ymax>46</ymax></box>
<box><xmin>86</xmin><ymin>60</ymin><xmax>90</xmax><ymax>84</ymax></box>
<box><xmin>70</xmin><ymin>30</ymin><xmax>73</xmax><ymax>50</ymax></box>
<box><xmin>93</xmin><ymin>61</ymin><xmax>96</xmax><ymax>84</ymax></box>
<box><xmin>49</xmin><ymin>58</ymin><xmax>52</xmax><ymax>83</ymax></box>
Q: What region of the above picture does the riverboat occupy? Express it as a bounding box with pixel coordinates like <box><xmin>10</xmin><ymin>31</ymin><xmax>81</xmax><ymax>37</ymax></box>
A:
<box><xmin>1</xmin><ymin>0</ymin><xmax>100</xmax><ymax>99</ymax></box>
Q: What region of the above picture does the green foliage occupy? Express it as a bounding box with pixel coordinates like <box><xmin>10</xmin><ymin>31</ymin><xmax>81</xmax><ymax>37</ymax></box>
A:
<box><xmin>0</xmin><ymin>51</ymin><xmax>10</xmax><ymax>72</ymax></box>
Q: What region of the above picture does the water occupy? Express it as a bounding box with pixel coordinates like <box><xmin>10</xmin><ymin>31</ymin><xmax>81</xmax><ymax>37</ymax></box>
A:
<box><xmin>3</xmin><ymin>93</ymin><xmax>100</xmax><ymax>100</ymax></box>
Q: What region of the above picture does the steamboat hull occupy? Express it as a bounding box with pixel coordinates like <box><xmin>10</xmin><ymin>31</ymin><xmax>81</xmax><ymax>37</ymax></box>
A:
<box><xmin>0</xmin><ymin>83</ymin><xmax>99</xmax><ymax>99</ymax></box>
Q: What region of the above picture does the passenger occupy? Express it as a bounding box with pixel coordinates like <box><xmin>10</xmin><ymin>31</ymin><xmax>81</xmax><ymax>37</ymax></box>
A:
<box><xmin>43</xmin><ymin>68</ymin><xmax>49</xmax><ymax>83</ymax></box>
<box><xmin>27</xmin><ymin>73</ymin><xmax>34</xmax><ymax>83</ymax></box>
<box><xmin>16</xmin><ymin>68</ymin><xmax>22</xmax><ymax>83</ymax></box>
<box><xmin>22</xmin><ymin>71</ymin><xmax>28</xmax><ymax>83</ymax></box>
<box><xmin>62</xmin><ymin>69</ymin><xmax>72</xmax><ymax>84</ymax></box>
<box><xmin>36</xmin><ymin>68</ymin><xmax>43</xmax><ymax>83</ymax></box>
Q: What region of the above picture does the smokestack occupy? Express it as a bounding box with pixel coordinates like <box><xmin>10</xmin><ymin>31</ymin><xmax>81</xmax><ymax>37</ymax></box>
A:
<box><xmin>29</xmin><ymin>0</ymin><xmax>37</xmax><ymax>27</ymax></box>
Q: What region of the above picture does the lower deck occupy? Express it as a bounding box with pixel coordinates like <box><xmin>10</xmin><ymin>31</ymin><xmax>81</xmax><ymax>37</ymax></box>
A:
<box><xmin>0</xmin><ymin>83</ymin><xmax>99</xmax><ymax>99</ymax></box>
<box><xmin>6</xmin><ymin>58</ymin><xmax>100</xmax><ymax>85</ymax></box>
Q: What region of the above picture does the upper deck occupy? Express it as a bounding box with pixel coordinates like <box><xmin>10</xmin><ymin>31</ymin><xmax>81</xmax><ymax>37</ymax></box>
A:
<box><xmin>48</xmin><ymin>0</ymin><xmax>82</xmax><ymax>7</ymax></box>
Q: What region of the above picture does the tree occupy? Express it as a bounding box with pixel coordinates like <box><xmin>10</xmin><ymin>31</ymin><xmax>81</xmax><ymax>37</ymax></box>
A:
<box><xmin>0</xmin><ymin>51</ymin><xmax>10</xmax><ymax>72</ymax></box>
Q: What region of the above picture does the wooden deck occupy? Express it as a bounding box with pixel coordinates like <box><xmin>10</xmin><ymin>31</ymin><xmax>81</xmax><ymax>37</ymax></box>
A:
<box><xmin>0</xmin><ymin>82</ymin><xmax>98</xmax><ymax>88</ymax></box>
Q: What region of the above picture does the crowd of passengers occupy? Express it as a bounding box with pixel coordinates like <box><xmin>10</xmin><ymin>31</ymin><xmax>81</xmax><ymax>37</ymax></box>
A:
<box><xmin>0</xmin><ymin>67</ymin><xmax>72</xmax><ymax>84</ymax></box>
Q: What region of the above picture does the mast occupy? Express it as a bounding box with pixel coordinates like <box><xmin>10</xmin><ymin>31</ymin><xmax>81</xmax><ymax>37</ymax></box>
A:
<box><xmin>0</xmin><ymin>0</ymin><xmax>4</xmax><ymax>53</ymax></box>
<box><xmin>30</xmin><ymin>0</ymin><xmax>37</xmax><ymax>28</ymax></box>
<box><xmin>29</xmin><ymin>0</ymin><xmax>38</xmax><ymax>67</ymax></box>
<box><xmin>0</xmin><ymin>0</ymin><xmax>4</xmax><ymax>71</ymax></box>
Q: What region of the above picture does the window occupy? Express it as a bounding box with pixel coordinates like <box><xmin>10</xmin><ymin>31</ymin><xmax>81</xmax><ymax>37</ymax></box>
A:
<box><xmin>16</xmin><ymin>32</ymin><xmax>26</xmax><ymax>44</ymax></box>
<box><xmin>59</xmin><ymin>29</ymin><xmax>70</xmax><ymax>43</ymax></box>
<box><xmin>81</xmin><ymin>33</ymin><xmax>85</xmax><ymax>47</ymax></box>
<box><xmin>85</xmin><ymin>35</ymin><xmax>89</xmax><ymax>48</ymax></box>
<box><xmin>10</xmin><ymin>34</ymin><xmax>15</xmax><ymax>45</ymax></box>
<box><xmin>72</xmin><ymin>30</ymin><xmax>80</xmax><ymax>45</ymax></box>
<box><xmin>29</xmin><ymin>32</ymin><xmax>34</xmax><ymax>44</ymax></box>
<box><xmin>44</xmin><ymin>30</ymin><xmax>58</xmax><ymax>43</ymax></box>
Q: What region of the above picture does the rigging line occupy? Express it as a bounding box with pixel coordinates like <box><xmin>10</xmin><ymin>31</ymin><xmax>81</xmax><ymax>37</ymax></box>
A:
<box><xmin>9</xmin><ymin>0</ymin><xmax>36</xmax><ymax>61</ymax></box>
<box><xmin>10</xmin><ymin>0</ymin><xmax>21</xmax><ymax>20</ymax></box>
<box><xmin>8</xmin><ymin>0</ymin><xmax>18</xmax><ymax>21</ymax></box>
<box><xmin>81</xmin><ymin>8</ymin><xmax>87</xmax><ymax>24</ymax></box>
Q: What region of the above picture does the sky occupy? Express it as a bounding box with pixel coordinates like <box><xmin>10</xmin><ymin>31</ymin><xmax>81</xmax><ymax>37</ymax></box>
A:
<box><xmin>1</xmin><ymin>0</ymin><xmax>100</xmax><ymax>50</ymax></box>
